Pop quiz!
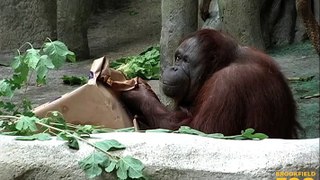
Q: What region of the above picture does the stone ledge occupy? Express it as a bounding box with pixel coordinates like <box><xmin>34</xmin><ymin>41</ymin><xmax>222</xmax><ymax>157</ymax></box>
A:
<box><xmin>0</xmin><ymin>133</ymin><xmax>319</xmax><ymax>180</ymax></box>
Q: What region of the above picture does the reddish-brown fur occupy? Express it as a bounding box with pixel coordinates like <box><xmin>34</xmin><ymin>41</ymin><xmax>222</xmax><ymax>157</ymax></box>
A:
<box><xmin>120</xmin><ymin>29</ymin><xmax>301</xmax><ymax>138</ymax></box>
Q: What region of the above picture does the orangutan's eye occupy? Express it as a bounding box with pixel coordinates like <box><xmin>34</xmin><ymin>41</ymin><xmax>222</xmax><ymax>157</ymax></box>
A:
<box><xmin>176</xmin><ymin>55</ymin><xmax>182</xmax><ymax>62</ymax></box>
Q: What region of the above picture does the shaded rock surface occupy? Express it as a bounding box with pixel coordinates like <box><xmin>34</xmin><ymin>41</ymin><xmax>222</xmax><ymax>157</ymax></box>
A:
<box><xmin>0</xmin><ymin>0</ymin><xmax>56</xmax><ymax>53</ymax></box>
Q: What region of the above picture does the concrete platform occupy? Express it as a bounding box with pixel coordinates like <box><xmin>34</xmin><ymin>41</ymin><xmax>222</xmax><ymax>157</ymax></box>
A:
<box><xmin>0</xmin><ymin>133</ymin><xmax>318</xmax><ymax>180</ymax></box>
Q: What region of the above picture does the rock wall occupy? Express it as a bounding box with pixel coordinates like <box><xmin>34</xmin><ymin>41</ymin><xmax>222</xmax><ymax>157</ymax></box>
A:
<box><xmin>57</xmin><ymin>0</ymin><xmax>92</xmax><ymax>59</ymax></box>
<box><xmin>0</xmin><ymin>0</ymin><xmax>91</xmax><ymax>61</ymax></box>
<box><xmin>203</xmin><ymin>0</ymin><xmax>312</xmax><ymax>49</ymax></box>
<box><xmin>0</xmin><ymin>0</ymin><xmax>56</xmax><ymax>52</ymax></box>
<box><xmin>219</xmin><ymin>0</ymin><xmax>265</xmax><ymax>50</ymax></box>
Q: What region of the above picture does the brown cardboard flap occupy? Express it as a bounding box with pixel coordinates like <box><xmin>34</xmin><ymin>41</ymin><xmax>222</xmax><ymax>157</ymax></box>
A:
<box><xmin>33</xmin><ymin>57</ymin><xmax>133</xmax><ymax>128</ymax></box>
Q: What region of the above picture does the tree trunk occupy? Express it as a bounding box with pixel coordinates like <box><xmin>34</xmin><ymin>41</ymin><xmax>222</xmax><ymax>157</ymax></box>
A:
<box><xmin>218</xmin><ymin>0</ymin><xmax>265</xmax><ymax>50</ymax></box>
<box><xmin>57</xmin><ymin>0</ymin><xmax>92</xmax><ymax>60</ymax></box>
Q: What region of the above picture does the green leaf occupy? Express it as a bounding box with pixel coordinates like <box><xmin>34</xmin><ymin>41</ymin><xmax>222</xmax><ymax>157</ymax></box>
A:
<box><xmin>79</xmin><ymin>152</ymin><xmax>109</xmax><ymax>178</ymax></box>
<box><xmin>25</xmin><ymin>48</ymin><xmax>41</xmax><ymax>69</ymax></box>
<box><xmin>21</xmin><ymin>98</ymin><xmax>34</xmax><ymax>116</ymax></box>
<box><xmin>115</xmin><ymin>127</ymin><xmax>135</xmax><ymax>132</ymax></box>
<box><xmin>16</xmin><ymin>136</ymin><xmax>36</xmax><ymax>141</ymax></box>
<box><xmin>116</xmin><ymin>160</ymin><xmax>128</xmax><ymax>179</ymax></box>
<box><xmin>41</xmin><ymin>55</ymin><xmax>55</xmax><ymax>69</ymax></box>
<box><xmin>105</xmin><ymin>159</ymin><xmax>117</xmax><ymax>173</ymax></box>
<box><xmin>118</xmin><ymin>156</ymin><xmax>144</xmax><ymax>179</ymax></box>
<box><xmin>233</xmin><ymin>136</ymin><xmax>246</xmax><ymax>140</ymax></box>
<box><xmin>16</xmin><ymin>133</ymin><xmax>52</xmax><ymax>141</ymax></box>
<box><xmin>145</xmin><ymin>128</ymin><xmax>173</xmax><ymax>133</ymax></box>
<box><xmin>48</xmin><ymin>111</ymin><xmax>68</xmax><ymax>130</ymax></box>
<box><xmin>11</xmin><ymin>55</ymin><xmax>22</xmax><ymax>69</ymax></box>
<box><xmin>75</xmin><ymin>125</ymin><xmax>94</xmax><ymax>134</ymax></box>
<box><xmin>240</xmin><ymin>128</ymin><xmax>268</xmax><ymax>140</ymax></box>
<box><xmin>0</xmin><ymin>120</ymin><xmax>16</xmax><ymax>131</ymax></box>
<box><xmin>242</xmin><ymin>128</ymin><xmax>255</xmax><ymax>136</ymax></box>
<box><xmin>62</xmin><ymin>75</ymin><xmax>88</xmax><ymax>86</ymax></box>
<box><xmin>0</xmin><ymin>80</ymin><xmax>14</xmax><ymax>98</ymax></box>
<box><xmin>43</xmin><ymin>40</ymin><xmax>75</xmax><ymax>68</ymax></box>
<box><xmin>56</xmin><ymin>131</ymin><xmax>68</xmax><ymax>140</ymax></box>
<box><xmin>35</xmin><ymin>55</ymin><xmax>52</xmax><ymax>84</ymax></box>
<box><xmin>46</xmin><ymin>53</ymin><xmax>65</xmax><ymax>69</ymax></box>
<box><xmin>92</xmin><ymin>128</ymin><xmax>115</xmax><ymax>134</ymax></box>
<box><xmin>10</xmin><ymin>58</ymin><xmax>29</xmax><ymax>89</ymax></box>
<box><xmin>66</xmin><ymin>51</ymin><xmax>76</xmax><ymax>62</ymax></box>
<box><xmin>1</xmin><ymin>131</ymin><xmax>19</xmax><ymax>135</ymax></box>
<box><xmin>75</xmin><ymin>124</ymin><xmax>109</xmax><ymax>134</ymax></box>
<box><xmin>36</xmin><ymin>67</ymin><xmax>48</xmax><ymax>84</ymax></box>
<box><xmin>111</xmin><ymin>46</ymin><xmax>160</xmax><ymax>80</ymax></box>
<box><xmin>15</xmin><ymin>116</ymin><xmax>38</xmax><ymax>132</ymax></box>
<box><xmin>176</xmin><ymin>126</ymin><xmax>206</xmax><ymax>136</ymax></box>
<box><xmin>110</xmin><ymin>57</ymin><xmax>127</xmax><ymax>68</ymax></box>
<box><xmin>250</xmin><ymin>133</ymin><xmax>269</xmax><ymax>140</ymax></box>
<box><xmin>57</xmin><ymin>130</ymin><xmax>86</xmax><ymax>145</ymax></box>
<box><xmin>204</xmin><ymin>133</ymin><xmax>225</xmax><ymax>139</ymax></box>
<box><xmin>67</xmin><ymin>136</ymin><xmax>79</xmax><ymax>150</ymax></box>
<box><xmin>44</xmin><ymin>41</ymin><xmax>70</xmax><ymax>56</ymax></box>
<box><xmin>175</xmin><ymin>126</ymin><xmax>268</xmax><ymax>140</ymax></box>
<box><xmin>94</xmin><ymin>139</ymin><xmax>126</xmax><ymax>152</ymax></box>
<box><xmin>35</xmin><ymin>133</ymin><xmax>52</xmax><ymax>140</ymax></box>
<box><xmin>1</xmin><ymin>102</ymin><xmax>16</xmax><ymax>112</ymax></box>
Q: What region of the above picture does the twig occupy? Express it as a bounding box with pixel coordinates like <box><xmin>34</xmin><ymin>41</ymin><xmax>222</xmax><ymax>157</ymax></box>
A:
<box><xmin>0</xmin><ymin>115</ymin><xmax>20</xmax><ymax>120</ymax></box>
<box><xmin>36</xmin><ymin>121</ymin><xmax>119</xmax><ymax>160</ymax></box>
<box><xmin>18</xmin><ymin>42</ymin><xmax>34</xmax><ymax>51</ymax></box>
<box><xmin>300</xmin><ymin>93</ymin><xmax>320</xmax><ymax>99</ymax></box>
<box><xmin>133</xmin><ymin>115</ymin><xmax>140</xmax><ymax>132</ymax></box>
<box><xmin>288</xmin><ymin>76</ymin><xmax>315</xmax><ymax>82</ymax></box>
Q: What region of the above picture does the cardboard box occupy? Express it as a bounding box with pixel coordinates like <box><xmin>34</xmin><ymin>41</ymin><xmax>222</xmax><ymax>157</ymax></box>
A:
<box><xmin>33</xmin><ymin>57</ymin><xmax>133</xmax><ymax>128</ymax></box>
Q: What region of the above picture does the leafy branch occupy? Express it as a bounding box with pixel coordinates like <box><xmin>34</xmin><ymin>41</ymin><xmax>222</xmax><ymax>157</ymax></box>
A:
<box><xmin>110</xmin><ymin>46</ymin><xmax>160</xmax><ymax>80</ymax></box>
<box><xmin>175</xmin><ymin>126</ymin><xmax>268</xmax><ymax>140</ymax></box>
<box><xmin>0</xmin><ymin>112</ymin><xmax>145</xmax><ymax>179</ymax></box>
<box><xmin>0</xmin><ymin>40</ymin><xmax>75</xmax><ymax>116</ymax></box>
<box><xmin>145</xmin><ymin>126</ymin><xmax>269</xmax><ymax>140</ymax></box>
